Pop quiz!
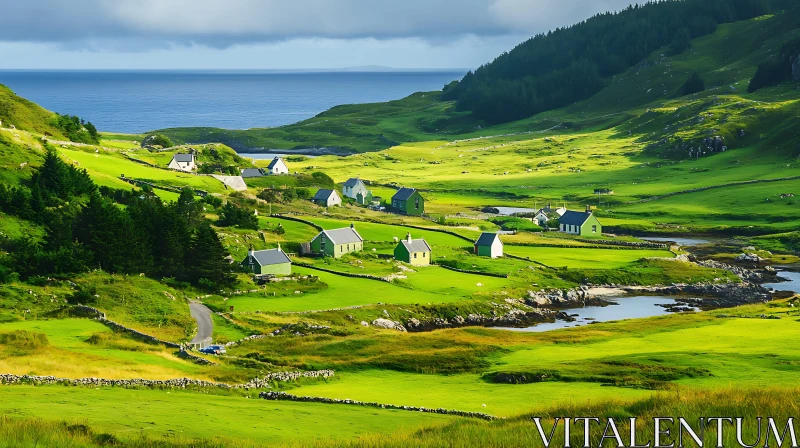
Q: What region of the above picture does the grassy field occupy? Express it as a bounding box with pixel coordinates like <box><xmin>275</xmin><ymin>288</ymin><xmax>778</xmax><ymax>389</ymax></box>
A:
<box><xmin>504</xmin><ymin>246</ymin><xmax>674</xmax><ymax>269</ymax></box>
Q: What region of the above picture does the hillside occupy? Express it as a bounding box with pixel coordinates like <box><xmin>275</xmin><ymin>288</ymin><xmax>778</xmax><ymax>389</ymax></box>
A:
<box><xmin>0</xmin><ymin>84</ymin><xmax>67</xmax><ymax>139</ymax></box>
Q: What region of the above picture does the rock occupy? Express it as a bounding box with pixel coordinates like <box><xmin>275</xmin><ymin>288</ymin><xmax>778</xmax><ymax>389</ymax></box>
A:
<box><xmin>735</xmin><ymin>253</ymin><xmax>764</xmax><ymax>263</ymax></box>
<box><xmin>360</xmin><ymin>321</ymin><xmax>369</xmax><ymax>327</ymax></box>
<box><xmin>371</xmin><ymin>318</ymin><xmax>406</xmax><ymax>332</ymax></box>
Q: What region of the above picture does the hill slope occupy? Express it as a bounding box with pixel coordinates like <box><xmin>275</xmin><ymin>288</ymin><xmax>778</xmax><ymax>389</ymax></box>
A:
<box><xmin>0</xmin><ymin>84</ymin><xmax>67</xmax><ymax>139</ymax></box>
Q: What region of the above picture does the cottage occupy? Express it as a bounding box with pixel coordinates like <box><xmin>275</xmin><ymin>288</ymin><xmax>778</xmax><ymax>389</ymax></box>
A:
<box><xmin>533</xmin><ymin>203</ymin><xmax>567</xmax><ymax>226</ymax></box>
<box><xmin>310</xmin><ymin>224</ymin><xmax>364</xmax><ymax>258</ymax></box>
<box><xmin>312</xmin><ymin>189</ymin><xmax>342</xmax><ymax>207</ymax></box>
<box><xmin>391</xmin><ymin>188</ymin><xmax>424</xmax><ymax>216</ymax></box>
<box><xmin>241</xmin><ymin>168</ymin><xmax>266</xmax><ymax>178</ymax></box>
<box><xmin>266</xmin><ymin>157</ymin><xmax>289</xmax><ymax>175</ymax></box>
<box><xmin>395</xmin><ymin>233</ymin><xmax>432</xmax><ymax>266</ymax></box>
<box><xmin>240</xmin><ymin>246</ymin><xmax>292</xmax><ymax>276</ymax></box>
<box><xmin>343</xmin><ymin>178</ymin><xmax>368</xmax><ymax>200</ymax></box>
<box><xmin>474</xmin><ymin>233</ymin><xmax>503</xmax><ymax>258</ymax></box>
<box><xmin>168</xmin><ymin>153</ymin><xmax>196</xmax><ymax>172</ymax></box>
<box><xmin>559</xmin><ymin>207</ymin><xmax>602</xmax><ymax>237</ymax></box>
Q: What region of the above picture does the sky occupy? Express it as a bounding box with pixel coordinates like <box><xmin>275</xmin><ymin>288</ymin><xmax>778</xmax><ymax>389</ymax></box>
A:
<box><xmin>0</xmin><ymin>0</ymin><xmax>635</xmax><ymax>70</ymax></box>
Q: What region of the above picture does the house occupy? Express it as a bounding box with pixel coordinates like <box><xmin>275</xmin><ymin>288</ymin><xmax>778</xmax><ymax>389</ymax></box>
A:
<box><xmin>168</xmin><ymin>153</ymin><xmax>196</xmax><ymax>172</ymax></box>
<box><xmin>241</xmin><ymin>168</ymin><xmax>265</xmax><ymax>178</ymax></box>
<box><xmin>558</xmin><ymin>207</ymin><xmax>602</xmax><ymax>237</ymax></box>
<box><xmin>240</xmin><ymin>246</ymin><xmax>292</xmax><ymax>276</ymax></box>
<box><xmin>310</xmin><ymin>224</ymin><xmax>364</xmax><ymax>258</ymax></box>
<box><xmin>474</xmin><ymin>233</ymin><xmax>503</xmax><ymax>258</ymax></box>
<box><xmin>343</xmin><ymin>178</ymin><xmax>368</xmax><ymax>199</ymax></box>
<box><xmin>391</xmin><ymin>188</ymin><xmax>424</xmax><ymax>216</ymax></box>
<box><xmin>533</xmin><ymin>203</ymin><xmax>567</xmax><ymax>226</ymax></box>
<box><xmin>312</xmin><ymin>189</ymin><xmax>342</xmax><ymax>207</ymax></box>
<box><xmin>395</xmin><ymin>233</ymin><xmax>432</xmax><ymax>266</ymax></box>
<box><xmin>266</xmin><ymin>157</ymin><xmax>289</xmax><ymax>175</ymax></box>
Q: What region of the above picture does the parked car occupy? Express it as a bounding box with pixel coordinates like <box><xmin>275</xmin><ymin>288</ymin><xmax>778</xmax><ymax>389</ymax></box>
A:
<box><xmin>199</xmin><ymin>345</ymin><xmax>226</xmax><ymax>355</ymax></box>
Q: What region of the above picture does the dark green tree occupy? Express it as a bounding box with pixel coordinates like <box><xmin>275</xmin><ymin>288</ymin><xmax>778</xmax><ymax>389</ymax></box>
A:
<box><xmin>680</xmin><ymin>72</ymin><xmax>706</xmax><ymax>96</ymax></box>
<box><xmin>186</xmin><ymin>223</ymin><xmax>234</xmax><ymax>289</ymax></box>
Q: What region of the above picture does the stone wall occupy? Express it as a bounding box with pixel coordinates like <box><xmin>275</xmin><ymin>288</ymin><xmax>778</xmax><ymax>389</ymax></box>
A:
<box><xmin>259</xmin><ymin>391</ymin><xmax>496</xmax><ymax>421</ymax></box>
<box><xmin>437</xmin><ymin>264</ymin><xmax>509</xmax><ymax>278</ymax></box>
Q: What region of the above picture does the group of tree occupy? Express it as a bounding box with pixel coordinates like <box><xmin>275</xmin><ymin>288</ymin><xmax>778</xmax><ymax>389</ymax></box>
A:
<box><xmin>217</xmin><ymin>202</ymin><xmax>259</xmax><ymax>230</ymax></box>
<box><xmin>0</xmin><ymin>148</ymin><xmax>234</xmax><ymax>289</ymax></box>
<box><xmin>256</xmin><ymin>187</ymin><xmax>311</xmax><ymax>204</ymax></box>
<box><xmin>442</xmin><ymin>0</ymin><xmax>795</xmax><ymax>124</ymax></box>
<box><xmin>748</xmin><ymin>36</ymin><xmax>800</xmax><ymax>92</ymax></box>
<box><xmin>50</xmin><ymin>114</ymin><xmax>99</xmax><ymax>144</ymax></box>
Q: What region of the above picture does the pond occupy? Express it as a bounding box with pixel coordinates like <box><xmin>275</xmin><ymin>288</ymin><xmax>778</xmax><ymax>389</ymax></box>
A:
<box><xmin>640</xmin><ymin>236</ymin><xmax>712</xmax><ymax>247</ymax></box>
<box><xmin>764</xmin><ymin>270</ymin><xmax>800</xmax><ymax>295</ymax></box>
<box><xmin>238</xmin><ymin>153</ymin><xmax>318</xmax><ymax>160</ymax></box>
<box><xmin>500</xmin><ymin>296</ymin><xmax>697</xmax><ymax>333</ymax></box>
<box><xmin>491</xmin><ymin>207</ymin><xmax>539</xmax><ymax>216</ymax></box>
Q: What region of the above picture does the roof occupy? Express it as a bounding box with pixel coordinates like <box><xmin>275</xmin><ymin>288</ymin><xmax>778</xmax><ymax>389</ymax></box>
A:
<box><xmin>240</xmin><ymin>168</ymin><xmax>264</xmax><ymax>178</ymax></box>
<box><xmin>344</xmin><ymin>178</ymin><xmax>364</xmax><ymax>188</ymax></box>
<box><xmin>313</xmin><ymin>189</ymin><xmax>337</xmax><ymax>201</ymax></box>
<box><xmin>319</xmin><ymin>227</ymin><xmax>363</xmax><ymax>245</ymax></box>
<box><xmin>249</xmin><ymin>249</ymin><xmax>291</xmax><ymax>266</ymax></box>
<box><xmin>172</xmin><ymin>153</ymin><xmax>194</xmax><ymax>163</ymax></box>
<box><xmin>559</xmin><ymin>211</ymin><xmax>595</xmax><ymax>226</ymax></box>
<box><xmin>475</xmin><ymin>232</ymin><xmax>501</xmax><ymax>247</ymax></box>
<box><xmin>267</xmin><ymin>157</ymin><xmax>285</xmax><ymax>169</ymax></box>
<box><xmin>400</xmin><ymin>238</ymin><xmax>432</xmax><ymax>253</ymax></box>
<box><xmin>392</xmin><ymin>187</ymin><xmax>418</xmax><ymax>201</ymax></box>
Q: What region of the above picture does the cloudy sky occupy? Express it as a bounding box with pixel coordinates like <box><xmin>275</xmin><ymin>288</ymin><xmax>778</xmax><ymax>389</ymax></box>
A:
<box><xmin>0</xmin><ymin>0</ymin><xmax>634</xmax><ymax>70</ymax></box>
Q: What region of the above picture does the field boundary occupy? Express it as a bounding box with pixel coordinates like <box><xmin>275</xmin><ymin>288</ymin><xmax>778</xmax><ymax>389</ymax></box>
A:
<box><xmin>626</xmin><ymin>175</ymin><xmax>800</xmax><ymax>204</ymax></box>
<box><xmin>293</xmin><ymin>261</ymin><xmax>393</xmax><ymax>283</ymax></box>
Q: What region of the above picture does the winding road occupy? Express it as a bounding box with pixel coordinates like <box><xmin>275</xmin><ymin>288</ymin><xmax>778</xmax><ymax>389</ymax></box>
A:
<box><xmin>189</xmin><ymin>301</ymin><xmax>214</xmax><ymax>344</ymax></box>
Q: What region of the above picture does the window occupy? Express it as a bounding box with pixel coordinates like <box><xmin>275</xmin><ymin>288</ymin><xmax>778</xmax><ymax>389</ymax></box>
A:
<box><xmin>414</xmin><ymin>197</ymin><xmax>420</xmax><ymax>209</ymax></box>
<box><xmin>422</xmin><ymin>252</ymin><xmax>426</xmax><ymax>257</ymax></box>
<box><xmin>347</xmin><ymin>244</ymin><xmax>350</xmax><ymax>251</ymax></box>
<box><xmin>592</xmin><ymin>225</ymin><xmax>597</xmax><ymax>233</ymax></box>
<box><xmin>414</xmin><ymin>253</ymin><xmax>417</xmax><ymax>259</ymax></box>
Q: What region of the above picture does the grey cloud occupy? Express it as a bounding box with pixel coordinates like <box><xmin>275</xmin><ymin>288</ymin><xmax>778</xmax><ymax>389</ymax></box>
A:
<box><xmin>0</xmin><ymin>0</ymin><xmax>636</xmax><ymax>49</ymax></box>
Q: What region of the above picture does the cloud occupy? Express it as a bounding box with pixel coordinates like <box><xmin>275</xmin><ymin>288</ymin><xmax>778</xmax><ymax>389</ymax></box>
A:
<box><xmin>0</xmin><ymin>0</ymin><xmax>636</xmax><ymax>49</ymax></box>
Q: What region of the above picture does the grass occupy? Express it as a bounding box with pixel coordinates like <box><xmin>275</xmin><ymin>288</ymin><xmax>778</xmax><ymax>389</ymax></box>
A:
<box><xmin>505</xmin><ymin>246</ymin><xmax>674</xmax><ymax>269</ymax></box>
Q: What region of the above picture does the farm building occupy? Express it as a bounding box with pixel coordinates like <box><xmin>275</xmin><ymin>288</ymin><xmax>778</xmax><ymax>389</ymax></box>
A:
<box><xmin>391</xmin><ymin>188</ymin><xmax>424</xmax><ymax>216</ymax></box>
<box><xmin>558</xmin><ymin>208</ymin><xmax>602</xmax><ymax>237</ymax></box>
<box><xmin>241</xmin><ymin>168</ymin><xmax>265</xmax><ymax>178</ymax></box>
<box><xmin>395</xmin><ymin>233</ymin><xmax>432</xmax><ymax>266</ymax></box>
<box><xmin>266</xmin><ymin>157</ymin><xmax>289</xmax><ymax>175</ymax></box>
<box><xmin>312</xmin><ymin>189</ymin><xmax>342</xmax><ymax>207</ymax></box>
<box><xmin>240</xmin><ymin>247</ymin><xmax>292</xmax><ymax>276</ymax></box>
<box><xmin>168</xmin><ymin>153</ymin><xmax>196</xmax><ymax>172</ymax></box>
<box><xmin>474</xmin><ymin>233</ymin><xmax>503</xmax><ymax>258</ymax></box>
<box><xmin>310</xmin><ymin>224</ymin><xmax>364</xmax><ymax>258</ymax></box>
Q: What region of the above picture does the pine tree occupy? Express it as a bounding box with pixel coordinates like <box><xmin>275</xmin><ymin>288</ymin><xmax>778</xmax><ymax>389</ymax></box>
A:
<box><xmin>681</xmin><ymin>72</ymin><xmax>706</xmax><ymax>96</ymax></box>
<box><xmin>186</xmin><ymin>223</ymin><xmax>234</xmax><ymax>289</ymax></box>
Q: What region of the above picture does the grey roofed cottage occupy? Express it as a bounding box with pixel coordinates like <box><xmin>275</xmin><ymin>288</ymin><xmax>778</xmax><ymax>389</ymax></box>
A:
<box><xmin>173</xmin><ymin>154</ymin><xmax>194</xmax><ymax>162</ymax></box>
<box><xmin>392</xmin><ymin>187</ymin><xmax>417</xmax><ymax>201</ymax></box>
<box><xmin>558</xmin><ymin>209</ymin><xmax>602</xmax><ymax>237</ymax></box>
<box><xmin>309</xmin><ymin>224</ymin><xmax>363</xmax><ymax>258</ymax></box>
<box><xmin>320</xmin><ymin>227</ymin><xmax>363</xmax><ymax>245</ymax></box>
<box><xmin>400</xmin><ymin>238</ymin><xmax>431</xmax><ymax>253</ymax></box>
<box><xmin>394</xmin><ymin>233</ymin><xmax>432</xmax><ymax>266</ymax></box>
<box><xmin>241</xmin><ymin>247</ymin><xmax>292</xmax><ymax>275</ymax></box>
<box><xmin>241</xmin><ymin>168</ymin><xmax>265</xmax><ymax>178</ymax></box>
<box><xmin>312</xmin><ymin>188</ymin><xmax>342</xmax><ymax>207</ymax></box>
<box><xmin>344</xmin><ymin>178</ymin><xmax>363</xmax><ymax>188</ymax></box>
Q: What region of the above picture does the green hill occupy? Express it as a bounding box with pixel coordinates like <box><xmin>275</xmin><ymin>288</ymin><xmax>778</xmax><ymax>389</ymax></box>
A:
<box><xmin>0</xmin><ymin>84</ymin><xmax>67</xmax><ymax>139</ymax></box>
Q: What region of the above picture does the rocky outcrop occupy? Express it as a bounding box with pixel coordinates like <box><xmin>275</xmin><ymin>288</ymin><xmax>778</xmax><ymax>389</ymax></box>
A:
<box><xmin>259</xmin><ymin>391</ymin><xmax>496</xmax><ymax>420</ymax></box>
<box><xmin>735</xmin><ymin>253</ymin><xmax>765</xmax><ymax>263</ymax></box>
<box><xmin>694</xmin><ymin>259</ymin><xmax>765</xmax><ymax>283</ymax></box>
<box><xmin>405</xmin><ymin>309</ymin><xmax>561</xmax><ymax>332</ymax></box>
<box><xmin>619</xmin><ymin>282</ymin><xmax>771</xmax><ymax>309</ymax></box>
<box><xmin>371</xmin><ymin>318</ymin><xmax>406</xmax><ymax>332</ymax></box>
<box><xmin>525</xmin><ymin>288</ymin><xmax>592</xmax><ymax>306</ymax></box>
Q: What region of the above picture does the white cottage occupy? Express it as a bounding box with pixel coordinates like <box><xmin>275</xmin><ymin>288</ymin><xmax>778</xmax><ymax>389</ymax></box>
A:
<box><xmin>168</xmin><ymin>153</ymin><xmax>196</xmax><ymax>172</ymax></box>
<box><xmin>343</xmin><ymin>177</ymin><xmax>368</xmax><ymax>200</ymax></box>
<box><xmin>266</xmin><ymin>157</ymin><xmax>289</xmax><ymax>175</ymax></box>
<box><xmin>474</xmin><ymin>232</ymin><xmax>503</xmax><ymax>258</ymax></box>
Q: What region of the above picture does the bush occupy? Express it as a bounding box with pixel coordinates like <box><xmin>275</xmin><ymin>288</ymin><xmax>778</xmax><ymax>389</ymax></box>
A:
<box><xmin>680</xmin><ymin>72</ymin><xmax>705</xmax><ymax>96</ymax></box>
<box><xmin>488</xmin><ymin>216</ymin><xmax>542</xmax><ymax>232</ymax></box>
<box><xmin>142</xmin><ymin>133</ymin><xmax>173</xmax><ymax>148</ymax></box>
<box><xmin>67</xmin><ymin>285</ymin><xmax>98</xmax><ymax>305</ymax></box>
<box><xmin>217</xmin><ymin>202</ymin><xmax>258</xmax><ymax>230</ymax></box>
<box><xmin>0</xmin><ymin>330</ymin><xmax>49</xmax><ymax>350</ymax></box>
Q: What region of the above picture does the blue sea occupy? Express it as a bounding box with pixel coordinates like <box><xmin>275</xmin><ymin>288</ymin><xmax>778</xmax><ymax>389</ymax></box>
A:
<box><xmin>0</xmin><ymin>70</ymin><xmax>463</xmax><ymax>134</ymax></box>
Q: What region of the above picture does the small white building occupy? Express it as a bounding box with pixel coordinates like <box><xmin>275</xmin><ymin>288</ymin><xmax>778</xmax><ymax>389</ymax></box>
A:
<box><xmin>266</xmin><ymin>157</ymin><xmax>289</xmax><ymax>175</ymax></box>
<box><xmin>168</xmin><ymin>153</ymin><xmax>196</xmax><ymax>172</ymax></box>
<box><xmin>343</xmin><ymin>177</ymin><xmax>369</xmax><ymax>200</ymax></box>
<box><xmin>474</xmin><ymin>232</ymin><xmax>503</xmax><ymax>259</ymax></box>
<box><xmin>312</xmin><ymin>189</ymin><xmax>342</xmax><ymax>207</ymax></box>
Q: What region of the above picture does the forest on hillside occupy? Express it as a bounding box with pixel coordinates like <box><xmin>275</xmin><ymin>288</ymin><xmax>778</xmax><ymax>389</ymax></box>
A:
<box><xmin>442</xmin><ymin>0</ymin><xmax>797</xmax><ymax>124</ymax></box>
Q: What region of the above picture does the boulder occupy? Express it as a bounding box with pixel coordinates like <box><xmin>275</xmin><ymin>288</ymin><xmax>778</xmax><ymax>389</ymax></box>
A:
<box><xmin>371</xmin><ymin>318</ymin><xmax>407</xmax><ymax>332</ymax></box>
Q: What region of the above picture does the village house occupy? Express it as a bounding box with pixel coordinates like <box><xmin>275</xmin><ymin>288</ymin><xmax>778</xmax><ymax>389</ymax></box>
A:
<box><xmin>391</xmin><ymin>187</ymin><xmax>424</xmax><ymax>216</ymax></box>
<box><xmin>395</xmin><ymin>233</ymin><xmax>432</xmax><ymax>266</ymax></box>
<box><xmin>240</xmin><ymin>168</ymin><xmax>266</xmax><ymax>178</ymax></box>
<box><xmin>343</xmin><ymin>178</ymin><xmax>368</xmax><ymax>200</ymax></box>
<box><xmin>474</xmin><ymin>232</ymin><xmax>503</xmax><ymax>258</ymax></box>
<box><xmin>167</xmin><ymin>153</ymin><xmax>196</xmax><ymax>172</ymax></box>
<box><xmin>312</xmin><ymin>189</ymin><xmax>342</xmax><ymax>207</ymax></box>
<box><xmin>266</xmin><ymin>157</ymin><xmax>289</xmax><ymax>175</ymax></box>
<box><xmin>310</xmin><ymin>224</ymin><xmax>364</xmax><ymax>258</ymax></box>
<box><xmin>240</xmin><ymin>246</ymin><xmax>292</xmax><ymax>276</ymax></box>
<box><xmin>533</xmin><ymin>203</ymin><xmax>567</xmax><ymax>226</ymax></box>
<box><xmin>558</xmin><ymin>207</ymin><xmax>602</xmax><ymax>237</ymax></box>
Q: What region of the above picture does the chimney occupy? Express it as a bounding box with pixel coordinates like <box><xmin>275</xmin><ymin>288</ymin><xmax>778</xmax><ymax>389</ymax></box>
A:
<box><xmin>406</xmin><ymin>233</ymin><xmax>412</xmax><ymax>243</ymax></box>
<box><xmin>586</xmin><ymin>204</ymin><xmax>592</xmax><ymax>214</ymax></box>
<box><xmin>350</xmin><ymin>223</ymin><xmax>355</xmax><ymax>229</ymax></box>
<box><xmin>277</xmin><ymin>243</ymin><xmax>282</xmax><ymax>251</ymax></box>
<box><xmin>248</xmin><ymin>246</ymin><xmax>255</xmax><ymax>258</ymax></box>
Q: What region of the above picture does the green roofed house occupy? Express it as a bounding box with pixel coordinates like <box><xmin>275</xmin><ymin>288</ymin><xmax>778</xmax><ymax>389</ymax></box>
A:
<box><xmin>558</xmin><ymin>207</ymin><xmax>602</xmax><ymax>237</ymax></box>
<box><xmin>394</xmin><ymin>233</ymin><xmax>432</xmax><ymax>266</ymax></box>
<box><xmin>474</xmin><ymin>232</ymin><xmax>503</xmax><ymax>258</ymax></box>
<box><xmin>310</xmin><ymin>224</ymin><xmax>364</xmax><ymax>258</ymax></box>
<box><xmin>240</xmin><ymin>246</ymin><xmax>292</xmax><ymax>276</ymax></box>
<box><xmin>391</xmin><ymin>187</ymin><xmax>424</xmax><ymax>216</ymax></box>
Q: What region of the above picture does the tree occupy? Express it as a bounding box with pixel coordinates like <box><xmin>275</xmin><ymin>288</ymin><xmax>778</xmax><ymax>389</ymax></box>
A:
<box><xmin>218</xmin><ymin>202</ymin><xmax>258</xmax><ymax>230</ymax></box>
<box><xmin>186</xmin><ymin>223</ymin><xmax>234</xmax><ymax>289</ymax></box>
<box><xmin>680</xmin><ymin>72</ymin><xmax>705</xmax><ymax>96</ymax></box>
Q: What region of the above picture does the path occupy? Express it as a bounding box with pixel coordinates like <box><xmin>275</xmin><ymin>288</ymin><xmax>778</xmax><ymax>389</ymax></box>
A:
<box><xmin>189</xmin><ymin>301</ymin><xmax>214</xmax><ymax>344</ymax></box>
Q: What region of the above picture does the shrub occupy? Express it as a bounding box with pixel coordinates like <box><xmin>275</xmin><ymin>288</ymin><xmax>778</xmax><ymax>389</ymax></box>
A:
<box><xmin>0</xmin><ymin>330</ymin><xmax>49</xmax><ymax>350</ymax></box>
<box><xmin>680</xmin><ymin>72</ymin><xmax>705</xmax><ymax>96</ymax></box>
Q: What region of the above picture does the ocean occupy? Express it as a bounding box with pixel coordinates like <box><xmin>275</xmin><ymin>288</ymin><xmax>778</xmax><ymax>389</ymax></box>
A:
<box><xmin>0</xmin><ymin>70</ymin><xmax>463</xmax><ymax>134</ymax></box>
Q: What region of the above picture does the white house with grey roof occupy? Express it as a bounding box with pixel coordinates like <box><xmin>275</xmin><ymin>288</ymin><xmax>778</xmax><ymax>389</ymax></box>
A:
<box><xmin>266</xmin><ymin>157</ymin><xmax>289</xmax><ymax>175</ymax></box>
<box><xmin>343</xmin><ymin>177</ymin><xmax>372</xmax><ymax>204</ymax></box>
<box><xmin>312</xmin><ymin>189</ymin><xmax>342</xmax><ymax>207</ymax></box>
<box><xmin>394</xmin><ymin>233</ymin><xmax>432</xmax><ymax>266</ymax></box>
<box><xmin>240</xmin><ymin>246</ymin><xmax>292</xmax><ymax>276</ymax></box>
<box><xmin>241</xmin><ymin>168</ymin><xmax>266</xmax><ymax>178</ymax></box>
<box><xmin>310</xmin><ymin>224</ymin><xmax>364</xmax><ymax>258</ymax></box>
<box><xmin>168</xmin><ymin>153</ymin><xmax>196</xmax><ymax>172</ymax></box>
